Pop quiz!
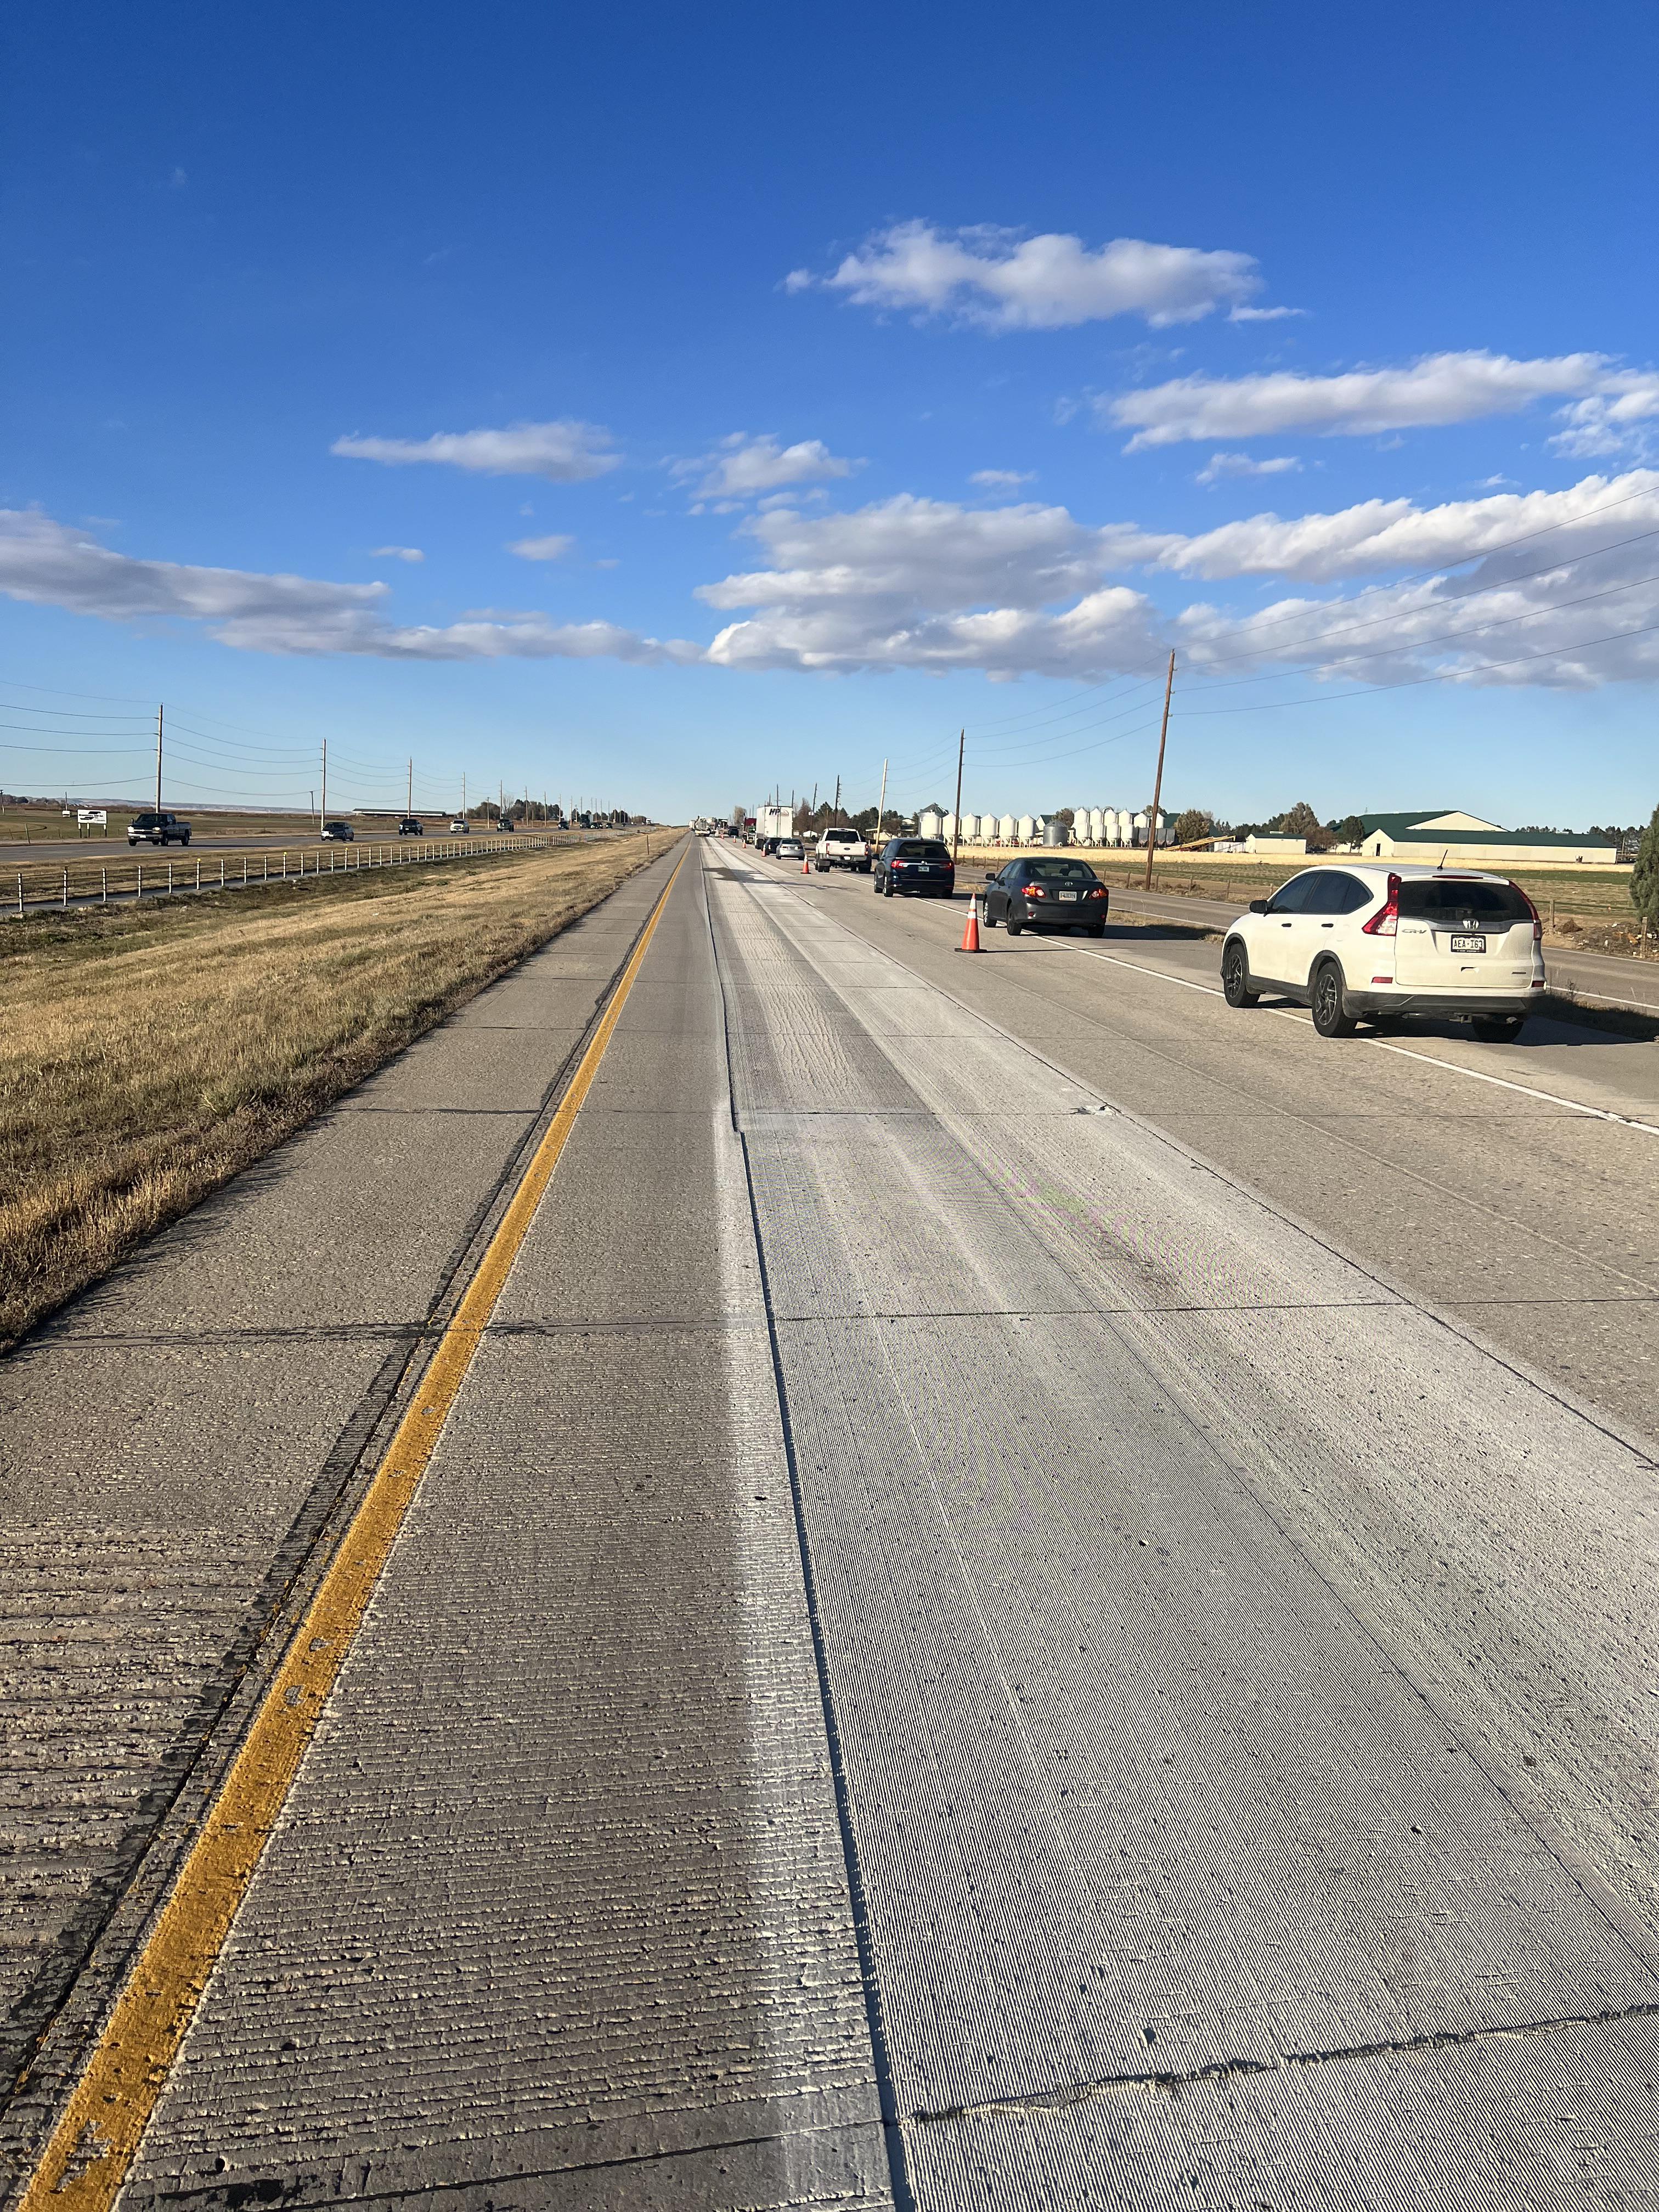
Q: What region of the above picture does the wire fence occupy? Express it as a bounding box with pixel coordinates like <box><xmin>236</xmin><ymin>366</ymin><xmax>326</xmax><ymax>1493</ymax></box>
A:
<box><xmin>7</xmin><ymin>830</ymin><xmax>631</xmax><ymax>922</ymax></box>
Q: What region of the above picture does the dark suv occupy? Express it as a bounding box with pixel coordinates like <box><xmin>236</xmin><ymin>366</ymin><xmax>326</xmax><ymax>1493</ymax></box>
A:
<box><xmin>875</xmin><ymin>837</ymin><xmax>955</xmax><ymax>898</ymax></box>
<box><xmin>982</xmin><ymin>856</ymin><xmax>1109</xmax><ymax>935</ymax></box>
<box><xmin>127</xmin><ymin>810</ymin><xmax>191</xmax><ymax>848</ymax></box>
<box><xmin>397</xmin><ymin>815</ymin><xmax>424</xmax><ymax>837</ymax></box>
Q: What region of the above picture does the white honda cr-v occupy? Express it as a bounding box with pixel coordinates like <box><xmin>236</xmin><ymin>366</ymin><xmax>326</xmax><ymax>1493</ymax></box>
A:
<box><xmin>1220</xmin><ymin>864</ymin><xmax>1547</xmax><ymax>1040</ymax></box>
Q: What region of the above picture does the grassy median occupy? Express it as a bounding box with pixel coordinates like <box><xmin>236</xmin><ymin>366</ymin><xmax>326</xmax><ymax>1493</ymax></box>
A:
<box><xmin>0</xmin><ymin>836</ymin><xmax>661</xmax><ymax>1347</ymax></box>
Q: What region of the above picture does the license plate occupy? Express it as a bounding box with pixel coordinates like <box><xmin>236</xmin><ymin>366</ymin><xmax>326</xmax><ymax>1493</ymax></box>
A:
<box><xmin>1449</xmin><ymin>934</ymin><xmax>1487</xmax><ymax>953</ymax></box>
<box><xmin>1058</xmin><ymin>890</ymin><xmax>1079</xmax><ymax>902</ymax></box>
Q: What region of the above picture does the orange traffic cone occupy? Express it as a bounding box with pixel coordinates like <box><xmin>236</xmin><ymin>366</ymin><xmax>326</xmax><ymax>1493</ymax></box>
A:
<box><xmin>802</xmin><ymin>851</ymin><xmax>810</xmax><ymax>873</ymax></box>
<box><xmin>955</xmin><ymin>893</ymin><xmax>981</xmax><ymax>952</ymax></box>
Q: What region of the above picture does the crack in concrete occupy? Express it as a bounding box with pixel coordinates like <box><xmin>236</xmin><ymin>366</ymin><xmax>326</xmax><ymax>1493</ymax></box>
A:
<box><xmin>911</xmin><ymin>2000</ymin><xmax>1659</xmax><ymax>2123</ymax></box>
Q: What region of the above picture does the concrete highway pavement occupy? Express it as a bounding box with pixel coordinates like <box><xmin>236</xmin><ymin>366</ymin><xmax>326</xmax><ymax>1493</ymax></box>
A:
<box><xmin>3</xmin><ymin>836</ymin><xmax>1655</xmax><ymax>2209</ymax></box>
<box><xmin>1094</xmin><ymin>877</ymin><xmax>1659</xmax><ymax>1018</ymax></box>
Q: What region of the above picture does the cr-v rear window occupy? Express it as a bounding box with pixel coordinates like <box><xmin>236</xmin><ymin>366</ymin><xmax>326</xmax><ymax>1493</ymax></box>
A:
<box><xmin>1398</xmin><ymin>879</ymin><xmax>1532</xmax><ymax>922</ymax></box>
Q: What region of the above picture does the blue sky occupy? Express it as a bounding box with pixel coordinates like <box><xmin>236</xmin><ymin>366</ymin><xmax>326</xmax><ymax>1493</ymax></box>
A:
<box><xmin>3</xmin><ymin>0</ymin><xmax>1657</xmax><ymax>825</ymax></box>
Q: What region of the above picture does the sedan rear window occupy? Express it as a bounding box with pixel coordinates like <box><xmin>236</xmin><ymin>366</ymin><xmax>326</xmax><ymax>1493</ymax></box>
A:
<box><xmin>1027</xmin><ymin>860</ymin><xmax>1097</xmax><ymax>883</ymax></box>
<box><xmin>895</xmin><ymin>840</ymin><xmax>950</xmax><ymax>858</ymax></box>
<box><xmin>1398</xmin><ymin>879</ymin><xmax>1532</xmax><ymax>922</ymax></box>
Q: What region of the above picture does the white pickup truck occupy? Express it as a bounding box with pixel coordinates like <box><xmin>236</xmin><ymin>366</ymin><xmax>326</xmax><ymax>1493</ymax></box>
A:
<box><xmin>814</xmin><ymin>827</ymin><xmax>871</xmax><ymax>874</ymax></box>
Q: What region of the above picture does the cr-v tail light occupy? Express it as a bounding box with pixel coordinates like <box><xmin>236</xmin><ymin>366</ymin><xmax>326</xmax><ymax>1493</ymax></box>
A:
<box><xmin>1361</xmin><ymin>872</ymin><xmax>1401</xmax><ymax>938</ymax></box>
<box><xmin>1510</xmin><ymin>881</ymin><xmax>1544</xmax><ymax>943</ymax></box>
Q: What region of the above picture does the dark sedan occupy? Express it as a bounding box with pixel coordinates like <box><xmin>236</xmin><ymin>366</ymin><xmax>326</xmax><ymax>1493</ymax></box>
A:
<box><xmin>982</xmin><ymin>856</ymin><xmax>1109</xmax><ymax>935</ymax></box>
<box><xmin>874</xmin><ymin>837</ymin><xmax>955</xmax><ymax>898</ymax></box>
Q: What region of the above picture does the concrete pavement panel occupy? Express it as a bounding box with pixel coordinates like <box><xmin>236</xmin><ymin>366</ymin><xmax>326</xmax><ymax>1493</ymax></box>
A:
<box><xmin>708</xmin><ymin>855</ymin><xmax>1658</xmax><ymax>2205</ymax></box>
<box><xmin>772</xmin><ymin>864</ymin><xmax>1659</xmax><ymax>1444</ymax></box>
<box><xmin>120</xmin><ymin>854</ymin><xmax>890</xmax><ymax>2209</ymax></box>
<box><xmin>0</xmin><ymin>853</ymin><xmax>682</xmax><ymax>2170</ymax></box>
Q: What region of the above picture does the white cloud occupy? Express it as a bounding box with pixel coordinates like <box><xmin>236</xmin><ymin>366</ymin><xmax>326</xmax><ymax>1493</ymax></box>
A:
<box><xmin>1149</xmin><ymin>469</ymin><xmax>1659</xmax><ymax>582</ymax></box>
<box><xmin>0</xmin><ymin>509</ymin><xmax>693</xmax><ymax>663</ymax></box>
<box><xmin>697</xmin><ymin>494</ymin><xmax>1164</xmax><ymax>676</ymax></box>
<box><xmin>798</xmin><ymin>220</ymin><xmax>1263</xmax><ymax>330</ymax></box>
<box><xmin>970</xmin><ymin>468</ymin><xmax>1035</xmax><ymax>488</ymax></box>
<box><xmin>371</xmin><ymin>544</ymin><xmax>425</xmax><ymax>562</ymax></box>
<box><xmin>1171</xmin><ymin>469</ymin><xmax>1659</xmax><ymax>689</ymax></box>
<box><xmin>331</xmin><ymin>419</ymin><xmax>618</xmax><ymax>481</ymax></box>
<box><xmin>1228</xmin><ymin>304</ymin><xmax>1305</xmax><ymax>323</ymax></box>
<box><xmin>1107</xmin><ymin>350</ymin><xmax>1610</xmax><ymax>448</ymax></box>
<box><xmin>1195</xmin><ymin>453</ymin><xmax>1301</xmax><ymax>486</ymax></box>
<box><xmin>508</xmin><ymin>533</ymin><xmax>575</xmax><ymax>561</ymax></box>
<box><xmin>1550</xmin><ymin>372</ymin><xmax>1659</xmax><ymax>458</ymax></box>
<box><xmin>674</xmin><ymin>432</ymin><xmax>860</xmax><ymax>500</ymax></box>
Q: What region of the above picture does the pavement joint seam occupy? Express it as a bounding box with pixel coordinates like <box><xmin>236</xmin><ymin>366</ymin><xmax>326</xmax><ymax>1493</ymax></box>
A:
<box><xmin>704</xmin><ymin>855</ymin><xmax>917</xmax><ymax>2212</ymax></box>
<box><xmin>122</xmin><ymin>2121</ymin><xmax>887</xmax><ymax>2212</ymax></box>
<box><xmin>911</xmin><ymin>1998</ymin><xmax>1659</xmax><ymax>2123</ymax></box>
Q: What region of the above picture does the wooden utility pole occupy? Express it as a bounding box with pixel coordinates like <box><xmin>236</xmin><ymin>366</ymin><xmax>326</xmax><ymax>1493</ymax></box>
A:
<box><xmin>1142</xmin><ymin>652</ymin><xmax>1176</xmax><ymax>889</ymax></box>
<box><xmin>154</xmin><ymin>704</ymin><xmax>164</xmax><ymax>814</ymax></box>
<box><xmin>832</xmin><ymin>775</ymin><xmax>841</xmax><ymax>825</ymax></box>
<box><xmin>320</xmin><ymin>737</ymin><xmax>328</xmax><ymax>832</ymax></box>
<box><xmin>407</xmin><ymin>758</ymin><xmax>413</xmax><ymax>812</ymax></box>
<box><xmin>951</xmin><ymin>729</ymin><xmax>965</xmax><ymax>861</ymax></box>
<box><xmin>876</xmin><ymin>759</ymin><xmax>888</xmax><ymax>848</ymax></box>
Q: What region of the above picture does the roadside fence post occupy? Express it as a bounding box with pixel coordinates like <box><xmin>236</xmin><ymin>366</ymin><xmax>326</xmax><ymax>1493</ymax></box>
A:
<box><xmin>220</xmin><ymin>859</ymin><xmax>225</xmax><ymax>888</ymax></box>
<box><xmin>195</xmin><ymin>859</ymin><xmax>201</xmax><ymax>891</ymax></box>
<box><xmin>136</xmin><ymin>864</ymin><xmax>142</xmax><ymax>901</ymax></box>
<box><xmin>101</xmin><ymin>868</ymin><xmax>108</xmax><ymax>906</ymax></box>
<box><xmin>62</xmin><ymin>867</ymin><xmax>68</xmax><ymax>910</ymax></box>
<box><xmin>167</xmin><ymin>862</ymin><xmax>174</xmax><ymax>896</ymax></box>
<box><xmin>15</xmin><ymin>873</ymin><xmax>21</xmax><ymax>918</ymax></box>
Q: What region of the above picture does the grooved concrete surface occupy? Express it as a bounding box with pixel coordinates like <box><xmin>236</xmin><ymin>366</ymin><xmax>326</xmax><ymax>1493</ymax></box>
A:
<box><xmin>6</xmin><ymin>839</ymin><xmax>1657</xmax><ymax>2209</ymax></box>
<box><xmin>0</xmin><ymin>853</ymin><xmax>679</xmax><ymax>2150</ymax></box>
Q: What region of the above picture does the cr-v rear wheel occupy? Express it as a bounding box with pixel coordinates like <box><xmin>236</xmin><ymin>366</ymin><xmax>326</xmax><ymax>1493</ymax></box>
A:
<box><xmin>1221</xmin><ymin>940</ymin><xmax>1258</xmax><ymax>1007</ymax></box>
<box><xmin>1310</xmin><ymin>960</ymin><xmax>1356</xmax><ymax>1037</ymax></box>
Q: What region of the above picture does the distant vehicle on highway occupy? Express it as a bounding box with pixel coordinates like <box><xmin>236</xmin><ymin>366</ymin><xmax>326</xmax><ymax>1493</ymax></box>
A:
<box><xmin>397</xmin><ymin>815</ymin><xmax>424</xmax><ymax>837</ymax></box>
<box><xmin>127</xmin><ymin>810</ymin><xmax>191</xmax><ymax>848</ymax></box>
<box><xmin>775</xmin><ymin>837</ymin><xmax>804</xmax><ymax>860</ymax></box>
<box><xmin>495</xmin><ymin>816</ymin><xmax>515</xmax><ymax>832</ymax></box>
<box><xmin>875</xmin><ymin>837</ymin><xmax>956</xmax><ymax>899</ymax></box>
<box><xmin>321</xmin><ymin>820</ymin><xmax>355</xmax><ymax>842</ymax></box>
<box><xmin>980</xmin><ymin>855</ymin><xmax>1108</xmax><ymax>933</ymax></box>
<box><xmin>449</xmin><ymin>818</ymin><xmax>471</xmax><ymax>834</ymax></box>
<box><xmin>815</xmin><ymin>826</ymin><xmax>871</xmax><ymax>874</ymax></box>
<box><xmin>1221</xmin><ymin>864</ymin><xmax>1547</xmax><ymax>1041</ymax></box>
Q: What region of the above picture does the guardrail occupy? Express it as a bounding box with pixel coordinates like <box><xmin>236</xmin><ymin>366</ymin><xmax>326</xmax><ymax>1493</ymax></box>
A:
<box><xmin>7</xmin><ymin>831</ymin><xmax>623</xmax><ymax>922</ymax></box>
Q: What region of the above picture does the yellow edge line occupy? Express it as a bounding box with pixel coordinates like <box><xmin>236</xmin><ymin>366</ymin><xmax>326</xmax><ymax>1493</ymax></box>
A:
<box><xmin>18</xmin><ymin>843</ymin><xmax>688</xmax><ymax>2212</ymax></box>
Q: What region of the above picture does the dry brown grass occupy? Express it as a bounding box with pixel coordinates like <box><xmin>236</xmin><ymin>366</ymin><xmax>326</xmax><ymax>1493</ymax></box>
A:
<box><xmin>0</xmin><ymin>835</ymin><xmax>659</xmax><ymax>1346</ymax></box>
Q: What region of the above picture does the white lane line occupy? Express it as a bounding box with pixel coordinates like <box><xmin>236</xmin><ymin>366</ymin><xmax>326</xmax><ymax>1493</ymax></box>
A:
<box><xmin>1051</xmin><ymin>939</ymin><xmax>1659</xmax><ymax>1136</ymax></box>
<box><xmin>747</xmin><ymin>859</ymin><xmax>1659</xmax><ymax>1137</ymax></box>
